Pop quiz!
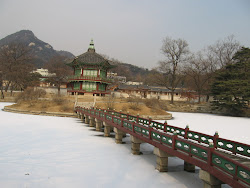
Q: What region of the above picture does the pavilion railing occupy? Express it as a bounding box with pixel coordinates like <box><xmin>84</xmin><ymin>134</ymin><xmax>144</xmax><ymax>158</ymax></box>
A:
<box><xmin>68</xmin><ymin>75</ymin><xmax>112</xmax><ymax>83</ymax></box>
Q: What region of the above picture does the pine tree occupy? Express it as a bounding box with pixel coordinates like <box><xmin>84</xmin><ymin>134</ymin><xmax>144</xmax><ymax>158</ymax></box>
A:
<box><xmin>211</xmin><ymin>47</ymin><xmax>250</xmax><ymax>116</ymax></box>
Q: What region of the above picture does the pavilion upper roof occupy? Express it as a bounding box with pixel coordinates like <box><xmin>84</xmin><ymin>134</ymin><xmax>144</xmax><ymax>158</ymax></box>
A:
<box><xmin>68</xmin><ymin>39</ymin><xmax>113</xmax><ymax>70</ymax></box>
<box><xmin>76</xmin><ymin>51</ymin><xmax>108</xmax><ymax>65</ymax></box>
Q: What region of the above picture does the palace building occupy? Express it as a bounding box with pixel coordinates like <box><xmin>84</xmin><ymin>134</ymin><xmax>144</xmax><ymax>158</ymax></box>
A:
<box><xmin>67</xmin><ymin>40</ymin><xmax>113</xmax><ymax>96</ymax></box>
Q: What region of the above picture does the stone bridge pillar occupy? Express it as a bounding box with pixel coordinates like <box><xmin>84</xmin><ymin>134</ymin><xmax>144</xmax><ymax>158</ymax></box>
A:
<box><xmin>95</xmin><ymin>118</ymin><xmax>103</xmax><ymax>131</ymax></box>
<box><xmin>103</xmin><ymin>122</ymin><xmax>111</xmax><ymax>137</ymax></box>
<box><xmin>199</xmin><ymin>169</ymin><xmax>222</xmax><ymax>188</ymax></box>
<box><xmin>84</xmin><ymin>114</ymin><xmax>89</xmax><ymax>124</ymax></box>
<box><xmin>184</xmin><ymin>161</ymin><xmax>195</xmax><ymax>172</ymax></box>
<box><xmin>153</xmin><ymin>147</ymin><xmax>173</xmax><ymax>172</ymax></box>
<box><xmin>89</xmin><ymin>116</ymin><xmax>96</xmax><ymax>127</ymax></box>
<box><xmin>114</xmin><ymin>127</ymin><xmax>125</xmax><ymax>144</ymax></box>
<box><xmin>131</xmin><ymin>136</ymin><xmax>144</xmax><ymax>155</ymax></box>
<box><xmin>80</xmin><ymin>113</ymin><xmax>84</xmax><ymax>122</ymax></box>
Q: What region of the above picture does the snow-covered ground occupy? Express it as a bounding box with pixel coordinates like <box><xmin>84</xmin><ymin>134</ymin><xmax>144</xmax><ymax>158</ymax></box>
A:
<box><xmin>1</xmin><ymin>103</ymin><xmax>249</xmax><ymax>188</ymax></box>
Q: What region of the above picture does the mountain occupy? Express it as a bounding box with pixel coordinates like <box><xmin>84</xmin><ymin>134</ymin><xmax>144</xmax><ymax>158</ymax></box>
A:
<box><xmin>0</xmin><ymin>30</ymin><xmax>75</xmax><ymax>68</ymax></box>
<box><xmin>57</xmin><ymin>50</ymin><xmax>75</xmax><ymax>58</ymax></box>
<box><xmin>107</xmin><ymin>58</ymin><xmax>150</xmax><ymax>82</ymax></box>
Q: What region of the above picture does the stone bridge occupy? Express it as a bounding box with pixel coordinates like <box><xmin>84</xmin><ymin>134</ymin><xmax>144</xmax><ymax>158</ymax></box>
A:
<box><xmin>75</xmin><ymin>106</ymin><xmax>250</xmax><ymax>188</ymax></box>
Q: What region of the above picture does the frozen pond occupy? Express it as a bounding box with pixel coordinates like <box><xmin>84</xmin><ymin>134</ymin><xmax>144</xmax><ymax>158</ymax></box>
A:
<box><xmin>163</xmin><ymin>111</ymin><xmax>250</xmax><ymax>144</ymax></box>
<box><xmin>1</xmin><ymin>103</ymin><xmax>249</xmax><ymax>187</ymax></box>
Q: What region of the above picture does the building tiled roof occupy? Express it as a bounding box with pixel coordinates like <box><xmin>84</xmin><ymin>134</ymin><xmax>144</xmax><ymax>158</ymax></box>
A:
<box><xmin>116</xmin><ymin>84</ymin><xmax>191</xmax><ymax>93</ymax></box>
<box><xmin>117</xmin><ymin>84</ymin><xmax>150</xmax><ymax>90</ymax></box>
<box><xmin>150</xmin><ymin>87</ymin><xmax>171</xmax><ymax>92</ymax></box>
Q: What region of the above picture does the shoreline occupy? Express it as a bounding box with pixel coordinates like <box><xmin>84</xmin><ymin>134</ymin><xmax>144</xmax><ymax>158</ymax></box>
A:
<box><xmin>3</xmin><ymin>106</ymin><xmax>77</xmax><ymax>118</ymax></box>
<box><xmin>2</xmin><ymin>104</ymin><xmax>172</xmax><ymax>120</ymax></box>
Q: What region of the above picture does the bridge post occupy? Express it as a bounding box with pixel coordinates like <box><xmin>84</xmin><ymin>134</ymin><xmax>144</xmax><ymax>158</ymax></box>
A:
<box><xmin>89</xmin><ymin>117</ymin><xmax>96</xmax><ymax>127</ymax></box>
<box><xmin>95</xmin><ymin>118</ymin><xmax>103</xmax><ymax>131</ymax></box>
<box><xmin>199</xmin><ymin>169</ymin><xmax>222</xmax><ymax>188</ymax></box>
<box><xmin>131</xmin><ymin>136</ymin><xmax>144</xmax><ymax>155</ymax></box>
<box><xmin>80</xmin><ymin>113</ymin><xmax>84</xmax><ymax>122</ymax></box>
<box><xmin>184</xmin><ymin>161</ymin><xmax>195</xmax><ymax>172</ymax></box>
<box><xmin>110</xmin><ymin>126</ymin><xmax>114</xmax><ymax>133</ymax></box>
<box><xmin>123</xmin><ymin>132</ymin><xmax>126</xmax><ymax>138</ymax></box>
<box><xmin>84</xmin><ymin>114</ymin><xmax>90</xmax><ymax>124</ymax></box>
<box><xmin>113</xmin><ymin>127</ymin><xmax>125</xmax><ymax>144</ymax></box>
<box><xmin>103</xmin><ymin>122</ymin><xmax>111</xmax><ymax>137</ymax></box>
<box><xmin>153</xmin><ymin>147</ymin><xmax>172</xmax><ymax>172</ymax></box>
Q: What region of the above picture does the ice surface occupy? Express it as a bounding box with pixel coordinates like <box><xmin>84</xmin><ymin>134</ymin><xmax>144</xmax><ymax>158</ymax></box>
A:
<box><xmin>1</xmin><ymin>103</ymin><xmax>246</xmax><ymax>187</ymax></box>
<box><xmin>161</xmin><ymin>111</ymin><xmax>250</xmax><ymax>144</ymax></box>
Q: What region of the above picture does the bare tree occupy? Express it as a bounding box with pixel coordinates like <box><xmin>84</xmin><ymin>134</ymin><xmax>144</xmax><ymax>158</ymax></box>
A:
<box><xmin>0</xmin><ymin>43</ymin><xmax>34</xmax><ymax>93</ymax></box>
<box><xmin>16</xmin><ymin>72</ymin><xmax>41</xmax><ymax>91</ymax></box>
<box><xmin>45</xmin><ymin>55</ymin><xmax>73</xmax><ymax>95</ymax></box>
<box><xmin>155</xmin><ymin>37</ymin><xmax>190</xmax><ymax>103</ymax></box>
<box><xmin>0</xmin><ymin>71</ymin><xmax>4</xmax><ymax>99</ymax></box>
<box><xmin>207</xmin><ymin>35</ymin><xmax>241</xmax><ymax>68</ymax></box>
<box><xmin>184</xmin><ymin>52</ymin><xmax>214</xmax><ymax>103</ymax></box>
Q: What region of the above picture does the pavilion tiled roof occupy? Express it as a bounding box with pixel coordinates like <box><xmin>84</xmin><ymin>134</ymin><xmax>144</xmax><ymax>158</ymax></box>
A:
<box><xmin>68</xmin><ymin>39</ymin><xmax>112</xmax><ymax>69</ymax></box>
<box><xmin>76</xmin><ymin>51</ymin><xmax>108</xmax><ymax>65</ymax></box>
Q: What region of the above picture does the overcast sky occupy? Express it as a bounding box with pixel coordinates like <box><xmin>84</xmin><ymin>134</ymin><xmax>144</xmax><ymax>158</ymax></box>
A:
<box><xmin>0</xmin><ymin>0</ymin><xmax>250</xmax><ymax>69</ymax></box>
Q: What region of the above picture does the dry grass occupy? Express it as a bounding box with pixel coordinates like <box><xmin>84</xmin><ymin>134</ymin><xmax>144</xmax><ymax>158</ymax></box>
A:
<box><xmin>9</xmin><ymin>88</ymin><xmax>75</xmax><ymax>113</ymax></box>
<box><xmin>15</xmin><ymin>88</ymin><xmax>46</xmax><ymax>102</ymax></box>
<box><xmin>95</xmin><ymin>102</ymin><xmax>169</xmax><ymax>116</ymax></box>
<box><xmin>11</xmin><ymin>100</ymin><xmax>74</xmax><ymax>113</ymax></box>
<box><xmin>6</xmin><ymin>91</ymin><xmax>207</xmax><ymax>116</ymax></box>
<box><xmin>0</xmin><ymin>91</ymin><xmax>20</xmax><ymax>102</ymax></box>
